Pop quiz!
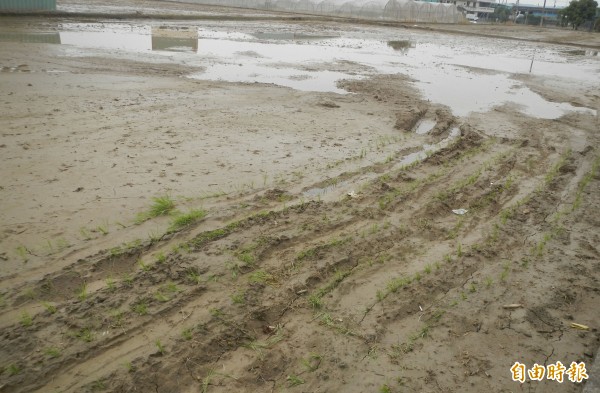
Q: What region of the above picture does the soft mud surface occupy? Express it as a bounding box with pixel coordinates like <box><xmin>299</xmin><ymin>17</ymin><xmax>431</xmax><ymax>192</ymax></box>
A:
<box><xmin>1</xmin><ymin>1</ymin><xmax>599</xmax><ymax>392</ymax></box>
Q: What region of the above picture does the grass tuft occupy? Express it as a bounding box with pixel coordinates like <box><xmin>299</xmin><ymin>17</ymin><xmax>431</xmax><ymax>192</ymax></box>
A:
<box><xmin>169</xmin><ymin>209</ymin><xmax>207</xmax><ymax>231</ymax></box>
<box><xmin>136</xmin><ymin>195</ymin><xmax>176</xmax><ymax>223</ymax></box>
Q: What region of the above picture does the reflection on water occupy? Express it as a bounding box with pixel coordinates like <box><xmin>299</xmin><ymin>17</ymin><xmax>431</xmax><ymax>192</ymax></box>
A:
<box><xmin>0</xmin><ymin>27</ymin><xmax>198</xmax><ymax>53</ymax></box>
<box><xmin>151</xmin><ymin>27</ymin><xmax>198</xmax><ymax>52</ymax></box>
<box><xmin>1</xmin><ymin>23</ymin><xmax>597</xmax><ymax>120</ymax></box>
<box><xmin>0</xmin><ymin>32</ymin><xmax>61</xmax><ymax>44</ymax></box>
<box><xmin>251</xmin><ymin>32</ymin><xmax>338</xmax><ymax>41</ymax></box>
<box><xmin>565</xmin><ymin>49</ymin><xmax>599</xmax><ymax>57</ymax></box>
<box><xmin>152</xmin><ymin>36</ymin><xmax>198</xmax><ymax>52</ymax></box>
<box><xmin>387</xmin><ymin>40</ymin><xmax>415</xmax><ymax>55</ymax></box>
<box><xmin>414</xmin><ymin>119</ymin><xmax>436</xmax><ymax>134</ymax></box>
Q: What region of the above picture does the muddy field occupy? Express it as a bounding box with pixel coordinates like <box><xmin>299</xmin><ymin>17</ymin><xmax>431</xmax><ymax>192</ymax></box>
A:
<box><xmin>1</xmin><ymin>0</ymin><xmax>600</xmax><ymax>392</ymax></box>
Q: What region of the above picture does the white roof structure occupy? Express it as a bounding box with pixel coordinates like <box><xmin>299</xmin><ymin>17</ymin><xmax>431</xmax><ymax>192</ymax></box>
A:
<box><xmin>172</xmin><ymin>0</ymin><xmax>464</xmax><ymax>23</ymax></box>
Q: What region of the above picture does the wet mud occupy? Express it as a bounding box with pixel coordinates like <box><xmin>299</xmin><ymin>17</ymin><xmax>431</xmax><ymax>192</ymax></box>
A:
<box><xmin>1</xmin><ymin>1</ymin><xmax>599</xmax><ymax>392</ymax></box>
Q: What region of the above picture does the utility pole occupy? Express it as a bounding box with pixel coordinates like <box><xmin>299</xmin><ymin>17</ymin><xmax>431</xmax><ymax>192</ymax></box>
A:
<box><xmin>540</xmin><ymin>0</ymin><xmax>547</xmax><ymax>26</ymax></box>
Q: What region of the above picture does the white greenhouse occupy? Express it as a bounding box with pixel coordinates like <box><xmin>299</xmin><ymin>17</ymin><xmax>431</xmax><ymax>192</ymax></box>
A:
<box><xmin>164</xmin><ymin>0</ymin><xmax>464</xmax><ymax>23</ymax></box>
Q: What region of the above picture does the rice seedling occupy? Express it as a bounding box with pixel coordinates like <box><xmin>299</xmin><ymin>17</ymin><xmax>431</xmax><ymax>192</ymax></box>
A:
<box><xmin>109</xmin><ymin>246</ymin><xmax>122</xmax><ymax>258</ymax></box>
<box><xmin>386</xmin><ymin>276</ymin><xmax>410</xmax><ymax>294</ymax></box>
<box><xmin>138</xmin><ymin>259</ymin><xmax>151</xmax><ymax>272</ymax></box>
<box><xmin>307</xmin><ymin>294</ymin><xmax>323</xmax><ymax>309</ymax></box>
<box><xmin>122</xmin><ymin>274</ymin><xmax>134</xmax><ymax>287</ymax></box>
<box><xmin>135</xmin><ymin>196</ymin><xmax>174</xmax><ymax>224</ymax></box>
<box><xmin>76</xmin><ymin>328</ymin><xmax>94</xmax><ymax>342</ymax></box>
<box><xmin>55</xmin><ymin>238</ymin><xmax>70</xmax><ymax>252</ymax></box>
<box><xmin>182</xmin><ymin>328</ymin><xmax>193</xmax><ymax>341</ymax></box>
<box><xmin>154</xmin><ymin>291</ymin><xmax>169</xmax><ymax>302</ymax></box>
<box><xmin>16</xmin><ymin>245</ymin><xmax>28</xmax><ymax>262</ymax></box>
<box><xmin>431</xmin><ymin>309</ymin><xmax>445</xmax><ymax>322</ymax></box>
<box><xmin>187</xmin><ymin>269</ymin><xmax>202</xmax><ymax>284</ymax></box>
<box><xmin>106</xmin><ymin>277</ymin><xmax>116</xmax><ymax>291</ymax></box>
<box><xmin>148</xmin><ymin>195</ymin><xmax>176</xmax><ymax>218</ymax></box>
<box><xmin>45</xmin><ymin>239</ymin><xmax>54</xmax><ymax>253</ymax></box>
<box><xmin>155</xmin><ymin>252</ymin><xmax>166</xmax><ymax>264</ymax></box>
<box><xmin>155</xmin><ymin>339</ymin><xmax>165</xmax><ymax>355</ymax></box>
<box><xmin>80</xmin><ymin>227</ymin><xmax>92</xmax><ymax>240</ymax></box>
<box><xmin>45</xmin><ymin>347</ymin><xmax>61</xmax><ymax>358</ymax></box>
<box><xmin>169</xmin><ymin>209</ymin><xmax>207</xmax><ymax>231</ymax></box>
<box><xmin>500</xmin><ymin>263</ymin><xmax>510</xmax><ymax>282</ymax></box>
<box><xmin>108</xmin><ymin>310</ymin><xmax>125</xmax><ymax>328</ymax></box>
<box><xmin>42</xmin><ymin>302</ymin><xmax>57</xmax><ymax>314</ymax></box>
<box><xmin>96</xmin><ymin>222</ymin><xmax>109</xmax><ymax>235</ymax></box>
<box><xmin>379</xmin><ymin>384</ymin><xmax>392</xmax><ymax>393</ymax></box>
<box><xmin>484</xmin><ymin>277</ymin><xmax>493</xmax><ymax>288</ymax></box>
<box><xmin>410</xmin><ymin>324</ymin><xmax>430</xmax><ymax>340</ymax></box>
<box><xmin>287</xmin><ymin>375</ymin><xmax>305</xmax><ymax>387</ymax></box>
<box><xmin>390</xmin><ymin>342</ymin><xmax>414</xmax><ymax>358</ymax></box>
<box><xmin>77</xmin><ymin>282</ymin><xmax>88</xmax><ymax>301</ymax></box>
<box><xmin>90</xmin><ymin>379</ymin><xmax>106</xmax><ymax>391</ymax></box>
<box><xmin>164</xmin><ymin>282</ymin><xmax>179</xmax><ymax>293</ymax></box>
<box><xmin>301</xmin><ymin>353</ymin><xmax>322</xmax><ymax>372</ymax></box>
<box><xmin>230</xmin><ymin>291</ymin><xmax>246</xmax><ymax>304</ymax></box>
<box><xmin>248</xmin><ymin>270</ymin><xmax>273</xmax><ymax>285</ymax></box>
<box><xmin>201</xmin><ymin>369</ymin><xmax>215</xmax><ymax>393</ymax></box>
<box><xmin>124</xmin><ymin>362</ymin><xmax>136</xmax><ymax>373</ymax></box>
<box><xmin>132</xmin><ymin>302</ymin><xmax>148</xmax><ymax>316</ymax></box>
<box><xmin>370</xmin><ymin>223</ymin><xmax>380</xmax><ymax>234</ymax></box>
<box><xmin>20</xmin><ymin>312</ymin><xmax>32</xmax><ymax>327</ymax></box>
<box><xmin>7</xmin><ymin>364</ymin><xmax>20</xmax><ymax>376</ymax></box>
<box><xmin>319</xmin><ymin>313</ymin><xmax>355</xmax><ymax>336</ymax></box>
<box><xmin>296</xmin><ymin>248</ymin><xmax>317</xmax><ymax>261</ymax></box>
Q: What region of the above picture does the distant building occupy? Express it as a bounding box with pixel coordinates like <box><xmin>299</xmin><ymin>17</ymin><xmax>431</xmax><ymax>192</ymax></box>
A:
<box><xmin>512</xmin><ymin>3</ymin><xmax>564</xmax><ymax>21</ymax></box>
<box><xmin>441</xmin><ymin>0</ymin><xmax>498</xmax><ymax>19</ymax></box>
<box><xmin>0</xmin><ymin>0</ymin><xmax>56</xmax><ymax>11</ymax></box>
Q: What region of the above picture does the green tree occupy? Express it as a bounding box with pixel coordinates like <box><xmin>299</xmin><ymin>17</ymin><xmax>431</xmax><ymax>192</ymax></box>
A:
<box><xmin>492</xmin><ymin>4</ymin><xmax>511</xmax><ymax>22</ymax></box>
<box><xmin>559</xmin><ymin>0</ymin><xmax>598</xmax><ymax>30</ymax></box>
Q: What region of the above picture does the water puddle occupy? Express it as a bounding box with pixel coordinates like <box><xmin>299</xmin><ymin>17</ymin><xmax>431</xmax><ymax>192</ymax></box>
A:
<box><xmin>303</xmin><ymin>180</ymin><xmax>350</xmax><ymax>198</ymax></box>
<box><xmin>0</xmin><ymin>32</ymin><xmax>61</xmax><ymax>44</ymax></box>
<box><xmin>564</xmin><ymin>49</ymin><xmax>599</xmax><ymax>57</ymax></box>
<box><xmin>302</xmin><ymin>127</ymin><xmax>461</xmax><ymax>199</ymax></box>
<box><xmin>387</xmin><ymin>40</ymin><xmax>415</xmax><ymax>55</ymax></box>
<box><xmin>0</xmin><ymin>24</ymin><xmax>198</xmax><ymax>53</ymax></box>
<box><xmin>2</xmin><ymin>23</ymin><xmax>597</xmax><ymax>119</ymax></box>
<box><xmin>393</xmin><ymin>127</ymin><xmax>460</xmax><ymax>169</ymax></box>
<box><xmin>414</xmin><ymin>119</ymin><xmax>436</xmax><ymax>134</ymax></box>
<box><xmin>251</xmin><ymin>32</ymin><xmax>339</xmax><ymax>41</ymax></box>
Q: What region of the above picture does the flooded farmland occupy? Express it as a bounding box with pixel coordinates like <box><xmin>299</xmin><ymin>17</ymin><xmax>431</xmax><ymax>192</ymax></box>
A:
<box><xmin>0</xmin><ymin>1</ymin><xmax>599</xmax><ymax>392</ymax></box>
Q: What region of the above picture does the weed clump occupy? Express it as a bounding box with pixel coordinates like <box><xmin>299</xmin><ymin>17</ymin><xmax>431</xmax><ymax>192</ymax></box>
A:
<box><xmin>169</xmin><ymin>209</ymin><xmax>207</xmax><ymax>231</ymax></box>
<box><xmin>136</xmin><ymin>195</ymin><xmax>176</xmax><ymax>223</ymax></box>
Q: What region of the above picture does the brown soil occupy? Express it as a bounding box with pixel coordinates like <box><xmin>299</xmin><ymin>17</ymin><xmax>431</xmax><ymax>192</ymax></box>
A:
<box><xmin>0</xmin><ymin>1</ymin><xmax>599</xmax><ymax>392</ymax></box>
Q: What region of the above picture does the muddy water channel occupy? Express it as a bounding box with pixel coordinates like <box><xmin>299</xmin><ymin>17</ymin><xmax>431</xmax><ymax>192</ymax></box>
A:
<box><xmin>2</xmin><ymin>21</ymin><xmax>598</xmax><ymax>118</ymax></box>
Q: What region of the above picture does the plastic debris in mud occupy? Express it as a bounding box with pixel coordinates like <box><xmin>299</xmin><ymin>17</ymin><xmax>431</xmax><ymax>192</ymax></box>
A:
<box><xmin>452</xmin><ymin>208</ymin><xmax>468</xmax><ymax>215</ymax></box>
